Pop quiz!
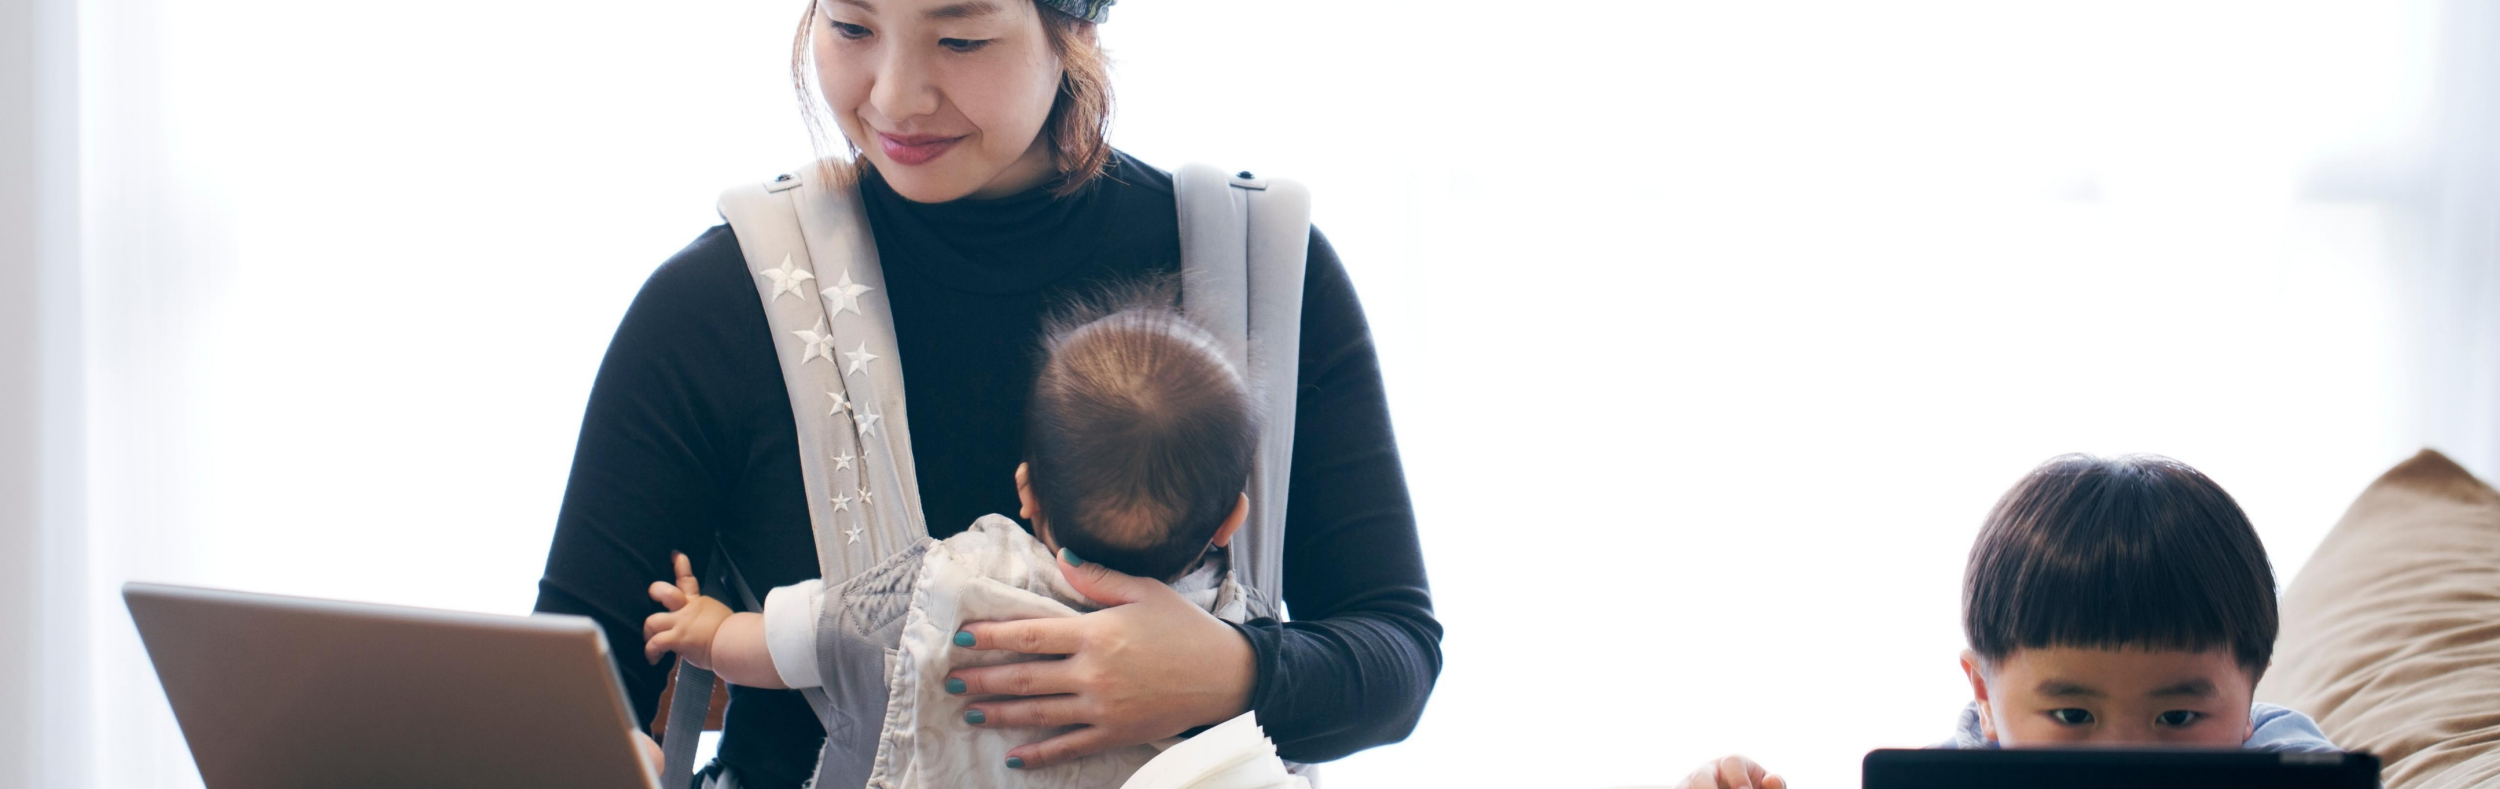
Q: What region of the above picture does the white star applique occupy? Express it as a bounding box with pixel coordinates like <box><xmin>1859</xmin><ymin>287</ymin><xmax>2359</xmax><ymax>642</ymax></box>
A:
<box><xmin>843</xmin><ymin>341</ymin><xmax>880</xmax><ymax>375</ymax></box>
<box><xmin>761</xmin><ymin>254</ymin><xmax>815</xmax><ymax>302</ymax></box>
<box><xmin>859</xmin><ymin>488</ymin><xmax>875</xmax><ymax>507</ymax></box>
<box><xmin>845</xmin><ymin>525</ymin><xmax>864</xmax><ymax>545</ymax></box>
<box><xmin>824</xmin><ymin>390</ymin><xmax>850</xmax><ymax>416</ymax></box>
<box><xmin>830</xmin><ymin>493</ymin><xmax>852</xmax><ymax>512</ymax></box>
<box><xmin>792</xmin><ymin>318</ymin><xmax>836</xmax><ymax>365</ymax></box>
<box><xmin>822</xmin><ymin>269</ymin><xmax>874</xmax><ymax>318</ymax></box>
<box><xmin>831</xmin><ymin>452</ymin><xmax>855</xmax><ymax>471</ymax></box>
<box><xmin>854</xmin><ymin>407</ymin><xmax>882</xmax><ymax>437</ymax></box>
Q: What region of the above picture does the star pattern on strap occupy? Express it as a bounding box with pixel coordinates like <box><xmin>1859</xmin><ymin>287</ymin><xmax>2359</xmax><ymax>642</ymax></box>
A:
<box><xmin>761</xmin><ymin>254</ymin><xmax>815</xmax><ymax>302</ymax></box>
<box><xmin>793</xmin><ymin>318</ymin><xmax>836</xmax><ymax>365</ymax></box>
<box><xmin>822</xmin><ymin>269</ymin><xmax>874</xmax><ymax>318</ymax></box>
<box><xmin>844</xmin><ymin>341</ymin><xmax>880</xmax><ymax>375</ymax></box>
<box><xmin>771</xmin><ymin>257</ymin><xmax>890</xmax><ymax>557</ymax></box>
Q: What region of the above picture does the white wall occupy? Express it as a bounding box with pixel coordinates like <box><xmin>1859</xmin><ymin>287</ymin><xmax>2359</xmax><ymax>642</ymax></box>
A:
<box><xmin>41</xmin><ymin>0</ymin><xmax>2500</xmax><ymax>787</ymax></box>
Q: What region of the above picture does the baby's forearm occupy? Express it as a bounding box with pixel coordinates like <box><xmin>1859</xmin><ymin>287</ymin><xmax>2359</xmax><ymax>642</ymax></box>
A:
<box><xmin>707</xmin><ymin>612</ymin><xmax>787</xmax><ymax>690</ymax></box>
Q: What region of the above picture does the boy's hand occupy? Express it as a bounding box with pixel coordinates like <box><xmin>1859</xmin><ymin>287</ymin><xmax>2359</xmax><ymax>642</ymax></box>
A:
<box><xmin>643</xmin><ymin>551</ymin><xmax>733</xmax><ymax>669</ymax></box>
<box><xmin>1680</xmin><ymin>755</ymin><xmax>1787</xmax><ymax>789</ymax></box>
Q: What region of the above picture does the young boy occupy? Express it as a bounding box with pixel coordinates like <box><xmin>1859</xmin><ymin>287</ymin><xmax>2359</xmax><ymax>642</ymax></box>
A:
<box><xmin>640</xmin><ymin>299</ymin><xmax>1263</xmax><ymax>784</ymax></box>
<box><xmin>1683</xmin><ymin>454</ymin><xmax>2336</xmax><ymax>789</ymax></box>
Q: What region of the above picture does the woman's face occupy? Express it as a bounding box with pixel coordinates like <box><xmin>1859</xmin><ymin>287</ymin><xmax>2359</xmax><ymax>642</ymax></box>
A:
<box><xmin>813</xmin><ymin>0</ymin><xmax>1066</xmax><ymax>203</ymax></box>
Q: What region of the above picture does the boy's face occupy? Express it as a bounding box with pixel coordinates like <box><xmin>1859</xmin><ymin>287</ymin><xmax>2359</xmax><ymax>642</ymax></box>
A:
<box><xmin>1961</xmin><ymin>647</ymin><xmax>2256</xmax><ymax>747</ymax></box>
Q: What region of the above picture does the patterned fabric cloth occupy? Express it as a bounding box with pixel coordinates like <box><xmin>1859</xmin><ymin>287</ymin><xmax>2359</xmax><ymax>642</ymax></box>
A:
<box><xmin>1038</xmin><ymin>0</ymin><xmax>1114</xmax><ymax>23</ymax></box>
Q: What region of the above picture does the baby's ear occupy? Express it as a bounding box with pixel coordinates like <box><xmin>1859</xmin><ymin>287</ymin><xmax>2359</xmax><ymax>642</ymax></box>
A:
<box><xmin>1015</xmin><ymin>463</ymin><xmax>1038</xmax><ymax>521</ymax></box>
<box><xmin>1210</xmin><ymin>493</ymin><xmax>1249</xmax><ymax>547</ymax></box>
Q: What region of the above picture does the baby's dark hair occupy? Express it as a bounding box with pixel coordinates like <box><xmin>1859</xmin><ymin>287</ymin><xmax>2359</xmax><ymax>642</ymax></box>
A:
<box><xmin>1963</xmin><ymin>454</ymin><xmax>2279</xmax><ymax>679</ymax></box>
<box><xmin>1023</xmin><ymin>289</ymin><xmax>1258</xmax><ymax>583</ymax></box>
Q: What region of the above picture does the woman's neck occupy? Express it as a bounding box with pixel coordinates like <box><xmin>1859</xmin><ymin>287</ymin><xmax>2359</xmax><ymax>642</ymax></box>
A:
<box><xmin>963</xmin><ymin>137</ymin><xmax>1060</xmax><ymax>201</ymax></box>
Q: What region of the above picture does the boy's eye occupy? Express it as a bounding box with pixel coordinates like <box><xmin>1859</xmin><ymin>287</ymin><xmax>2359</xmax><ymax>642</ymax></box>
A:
<box><xmin>939</xmin><ymin>37</ymin><xmax>991</xmax><ymax>53</ymax></box>
<box><xmin>2047</xmin><ymin>708</ymin><xmax>2095</xmax><ymax>725</ymax></box>
<box><xmin>2156</xmin><ymin>710</ymin><xmax>2202</xmax><ymax>727</ymax></box>
<box><xmin>830</xmin><ymin>21</ymin><xmax>871</xmax><ymax>39</ymax></box>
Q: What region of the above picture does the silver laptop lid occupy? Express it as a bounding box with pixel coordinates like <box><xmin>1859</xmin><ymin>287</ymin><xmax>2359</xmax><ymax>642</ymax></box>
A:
<box><xmin>124</xmin><ymin>582</ymin><xmax>659</xmax><ymax>789</ymax></box>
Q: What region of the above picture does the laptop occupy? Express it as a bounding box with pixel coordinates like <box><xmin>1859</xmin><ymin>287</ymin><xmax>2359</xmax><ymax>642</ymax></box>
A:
<box><xmin>1864</xmin><ymin>748</ymin><xmax>2381</xmax><ymax>789</ymax></box>
<box><xmin>124</xmin><ymin>582</ymin><xmax>660</xmax><ymax>789</ymax></box>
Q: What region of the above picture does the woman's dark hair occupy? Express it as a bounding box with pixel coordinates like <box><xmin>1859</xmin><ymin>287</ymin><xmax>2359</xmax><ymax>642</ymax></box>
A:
<box><xmin>1963</xmin><ymin>454</ymin><xmax>2279</xmax><ymax>678</ymax></box>
<box><xmin>790</xmin><ymin>1</ymin><xmax>1115</xmax><ymax>198</ymax></box>
<box><xmin>1023</xmin><ymin>292</ymin><xmax>1257</xmax><ymax>582</ymax></box>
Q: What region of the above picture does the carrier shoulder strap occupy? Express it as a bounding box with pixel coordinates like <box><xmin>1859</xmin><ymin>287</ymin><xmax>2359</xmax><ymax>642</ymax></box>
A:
<box><xmin>718</xmin><ymin>167</ymin><xmax>931</xmax><ymax>579</ymax></box>
<box><xmin>1175</xmin><ymin>164</ymin><xmax>1311</xmax><ymax>621</ymax></box>
<box><xmin>656</xmin><ymin>165</ymin><xmax>936</xmax><ymax>789</ymax></box>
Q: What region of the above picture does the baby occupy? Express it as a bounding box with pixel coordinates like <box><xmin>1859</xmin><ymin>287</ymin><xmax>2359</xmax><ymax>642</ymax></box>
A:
<box><xmin>641</xmin><ymin>297</ymin><xmax>1261</xmax><ymax>784</ymax></box>
<box><xmin>1685</xmin><ymin>454</ymin><xmax>2336</xmax><ymax>789</ymax></box>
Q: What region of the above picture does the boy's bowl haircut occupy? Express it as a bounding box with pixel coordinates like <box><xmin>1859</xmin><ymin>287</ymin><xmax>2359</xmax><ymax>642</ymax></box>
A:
<box><xmin>1964</xmin><ymin>454</ymin><xmax>2278</xmax><ymax>679</ymax></box>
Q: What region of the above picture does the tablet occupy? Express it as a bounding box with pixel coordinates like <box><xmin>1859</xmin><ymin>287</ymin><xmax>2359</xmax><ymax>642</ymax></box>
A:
<box><xmin>124</xmin><ymin>582</ymin><xmax>659</xmax><ymax>789</ymax></box>
<box><xmin>1864</xmin><ymin>748</ymin><xmax>2379</xmax><ymax>789</ymax></box>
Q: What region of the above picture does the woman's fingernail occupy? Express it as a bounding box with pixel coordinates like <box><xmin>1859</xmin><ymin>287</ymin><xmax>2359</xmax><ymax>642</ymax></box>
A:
<box><xmin>1060</xmin><ymin>547</ymin><xmax>1085</xmax><ymax>567</ymax></box>
<box><xmin>953</xmin><ymin>631</ymin><xmax>976</xmax><ymax>648</ymax></box>
<box><xmin>1005</xmin><ymin>756</ymin><xmax>1025</xmax><ymax>769</ymax></box>
<box><xmin>964</xmin><ymin>709</ymin><xmax>986</xmax><ymax>725</ymax></box>
<box><xmin>945</xmin><ymin>677</ymin><xmax>966</xmax><ymax>695</ymax></box>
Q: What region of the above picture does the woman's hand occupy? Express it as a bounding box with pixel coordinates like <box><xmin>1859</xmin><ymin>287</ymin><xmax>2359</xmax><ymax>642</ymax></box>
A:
<box><xmin>643</xmin><ymin>551</ymin><xmax>734</xmax><ymax>668</ymax></box>
<box><xmin>1680</xmin><ymin>755</ymin><xmax>1787</xmax><ymax>789</ymax></box>
<box><xmin>944</xmin><ymin>549</ymin><xmax>1257</xmax><ymax>769</ymax></box>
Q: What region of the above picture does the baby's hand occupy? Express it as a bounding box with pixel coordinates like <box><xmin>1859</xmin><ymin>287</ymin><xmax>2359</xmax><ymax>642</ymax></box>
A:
<box><xmin>1679</xmin><ymin>755</ymin><xmax>1786</xmax><ymax>789</ymax></box>
<box><xmin>643</xmin><ymin>551</ymin><xmax>733</xmax><ymax>669</ymax></box>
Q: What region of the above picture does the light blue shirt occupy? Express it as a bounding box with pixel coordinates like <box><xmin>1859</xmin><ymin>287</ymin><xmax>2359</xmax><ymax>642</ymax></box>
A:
<box><xmin>1939</xmin><ymin>702</ymin><xmax>2339</xmax><ymax>752</ymax></box>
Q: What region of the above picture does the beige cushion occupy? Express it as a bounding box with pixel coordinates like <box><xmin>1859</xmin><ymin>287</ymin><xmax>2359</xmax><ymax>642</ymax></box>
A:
<box><xmin>2257</xmin><ymin>450</ymin><xmax>2500</xmax><ymax>789</ymax></box>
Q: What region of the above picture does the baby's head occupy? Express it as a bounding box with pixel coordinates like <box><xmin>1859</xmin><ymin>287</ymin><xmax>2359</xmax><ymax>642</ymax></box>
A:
<box><xmin>1960</xmin><ymin>454</ymin><xmax>2278</xmax><ymax>747</ymax></box>
<box><xmin>1015</xmin><ymin>299</ymin><xmax>1257</xmax><ymax>583</ymax></box>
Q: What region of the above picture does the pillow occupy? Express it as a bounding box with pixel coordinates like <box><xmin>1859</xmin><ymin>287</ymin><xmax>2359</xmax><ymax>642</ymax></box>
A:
<box><xmin>2256</xmin><ymin>450</ymin><xmax>2500</xmax><ymax>789</ymax></box>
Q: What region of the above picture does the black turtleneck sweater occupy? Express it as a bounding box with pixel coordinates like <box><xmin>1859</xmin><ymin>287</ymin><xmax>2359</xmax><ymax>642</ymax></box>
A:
<box><xmin>534</xmin><ymin>152</ymin><xmax>1441</xmax><ymax>788</ymax></box>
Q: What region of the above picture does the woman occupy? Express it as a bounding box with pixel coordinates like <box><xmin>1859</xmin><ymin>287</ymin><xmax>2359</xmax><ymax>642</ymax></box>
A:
<box><xmin>532</xmin><ymin>0</ymin><xmax>1441</xmax><ymax>785</ymax></box>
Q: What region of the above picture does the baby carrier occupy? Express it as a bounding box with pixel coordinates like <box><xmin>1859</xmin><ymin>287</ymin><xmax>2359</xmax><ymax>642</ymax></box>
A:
<box><xmin>654</xmin><ymin>163</ymin><xmax>1313</xmax><ymax>789</ymax></box>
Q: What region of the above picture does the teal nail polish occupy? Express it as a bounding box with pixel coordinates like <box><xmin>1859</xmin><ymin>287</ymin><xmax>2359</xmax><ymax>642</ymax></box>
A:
<box><xmin>945</xmin><ymin>677</ymin><xmax>966</xmax><ymax>695</ymax></box>
<box><xmin>1060</xmin><ymin>547</ymin><xmax>1085</xmax><ymax>567</ymax></box>
<box><xmin>953</xmin><ymin>631</ymin><xmax>975</xmax><ymax>648</ymax></box>
<box><xmin>964</xmin><ymin>709</ymin><xmax>986</xmax><ymax>725</ymax></box>
<box><xmin>1005</xmin><ymin>757</ymin><xmax>1025</xmax><ymax>769</ymax></box>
